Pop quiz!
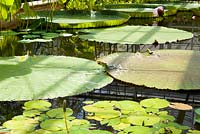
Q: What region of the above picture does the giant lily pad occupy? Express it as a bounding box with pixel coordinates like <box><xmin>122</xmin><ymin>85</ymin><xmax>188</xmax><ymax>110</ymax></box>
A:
<box><xmin>98</xmin><ymin>50</ymin><xmax>200</xmax><ymax>90</ymax></box>
<box><xmin>103</xmin><ymin>4</ymin><xmax>177</xmax><ymax>18</ymax></box>
<box><xmin>19</xmin><ymin>10</ymin><xmax>130</xmax><ymax>28</ymax></box>
<box><xmin>79</xmin><ymin>26</ymin><xmax>193</xmax><ymax>45</ymax></box>
<box><xmin>0</xmin><ymin>56</ymin><xmax>113</xmax><ymax>101</ymax></box>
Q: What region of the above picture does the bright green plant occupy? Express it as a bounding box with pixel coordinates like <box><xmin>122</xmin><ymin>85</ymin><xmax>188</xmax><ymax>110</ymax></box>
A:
<box><xmin>83</xmin><ymin>98</ymin><xmax>191</xmax><ymax>134</ymax></box>
<box><xmin>0</xmin><ymin>100</ymin><xmax>112</xmax><ymax>134</ymax></box>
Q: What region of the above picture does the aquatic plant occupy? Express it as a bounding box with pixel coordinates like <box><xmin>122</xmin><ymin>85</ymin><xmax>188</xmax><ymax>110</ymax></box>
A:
<box><xmin>0</xmin><ymin>100</ymin><xmax>112</xmax><ymax>134</ymax></box>
<box><xmin>98</xmin><ymin>50</ymin><xmax>200</xmax><ymax>90</ymax></box>
<box><xmin>83</xmin><ymin>98</ymin><xmax>191</xmax><ymax>134</ymax></box>
<box><xmin>0</xmin><ymin>56</ymin><xmax>113</xmax><ymax>101</ymax></box>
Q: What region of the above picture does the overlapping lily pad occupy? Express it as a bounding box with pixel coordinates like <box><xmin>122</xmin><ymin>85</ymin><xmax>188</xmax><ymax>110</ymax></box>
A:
<box><xmin>0</xmin><ymin>56</ymin><xmax>113</xmax><ymax>101</ymax></box>
<box><xmin>19</xmin><ymin>10</ymin><xmax>130</xmax><ymax>28</ymax></box>
<box><xmin>98</xmin><ymin>50</ymin><xmax>200</xmax><ymax>90</ymax></box>
<box><xmin>83</xmin><ymin>99</ymin><xmax>188</xmax><ymax>133</ymax></box>
<box><xmin>79</xmin><ymin>26</ymin><xmax>193</xmax><ymax>45</ymax></box>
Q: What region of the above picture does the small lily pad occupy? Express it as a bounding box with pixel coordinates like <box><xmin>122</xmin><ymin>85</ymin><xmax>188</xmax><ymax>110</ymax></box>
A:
<box><xmin>24</xmin><ymin>100</ymin><xmax>51</xmax><ymax>110</ymax></box>
<box><xmin>40</xmin><ymin>119</ymin><xmax>68</xmax><ymax>131</ymax></box>
<box><xmin>46</xmin><ymin>108</ymin><xmax>73</xmax><ymax>118</ymax></box>
<box><xmin>140</xmin><ymin>98</ymin><xmax>169</xmax><ymax>109</ymax></box>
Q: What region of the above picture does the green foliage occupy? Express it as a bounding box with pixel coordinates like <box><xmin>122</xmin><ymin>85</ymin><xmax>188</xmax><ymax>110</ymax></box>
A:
<box><xmin>98</xmin><ymin>50</ymin><xmax>200</xmax><ymax>90</ymax></box>
<box><xmin>83</xmin><ymin>98</ymin><xmax>190</xmax><ymax>134</ymax></box>
<box><xmin>0</xmin><ymin>0</ymin><xmax>21</xmax><ymax>21</ymax></box>
<box><xmin>0</xmin><ymin>100</ymin><xmax>112</xmax><ymax>134</ymax></box>
<box><xmin>0</xmin><ymin>56</ymin><xmax>113</xmax><ymax>101</ymax></box>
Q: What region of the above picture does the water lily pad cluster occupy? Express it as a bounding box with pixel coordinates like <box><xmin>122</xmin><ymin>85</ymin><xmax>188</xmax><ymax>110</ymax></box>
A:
<box><xmin>0</xmin><ymin>100</ymin><xmax>112</xmax><ymax>134</ymax></box>
<box><xmin>83</xmin><ymin>98</ymin><xmax>190</xmax><ymax>134</ymax></box>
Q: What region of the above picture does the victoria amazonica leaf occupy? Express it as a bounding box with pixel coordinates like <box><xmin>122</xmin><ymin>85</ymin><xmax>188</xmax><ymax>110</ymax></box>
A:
<box><xmin>98</xmin><ymin>50</ymin><xmax>200</xmax><ymax>90</ymax></box>
<box><xmin>79</xmin><ymin>26</ymin><xmax>193</xmax><ymax>45</ymax></box>
<box><xmin>0</xmin><ymin>56</ymin><xmax>113</xmax><ymax>101</ymax></box>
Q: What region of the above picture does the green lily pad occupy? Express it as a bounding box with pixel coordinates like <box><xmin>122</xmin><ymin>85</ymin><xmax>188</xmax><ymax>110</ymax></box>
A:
<box><xmin>47</xmin><ymin>108</ymin><xmax>73</xmax><ymax>118</ymax></box>
<box><xmin>23</xmin><ymin>34</ymin><xmax>40</xmax><ymax>39</ymax></box>
<box><xmin>24</xmin><ymin>100</ymin><xmax>51</xmax><ymax>110</ymax></box>
<box><xmin>80</xmin><ymin>26</ymin><xmax>193</xmax><ymax>45</ymax></box>
<box><xmin>124</xmin><ymin>126</ymin><xmax>153</xmax><ymax>134</ymax></box>
<box><xmin>98</xmin><ymin>50</ymin><xmax>200</xmax><ymax>90</ymax></box>
<box><xmin>140</xmin><ymin>98</ymin><xmax>169</xmax><ymax>109</ymax></box>
<box><xmin>0</xmin><ymin>56</ymin><xmax>112</xmax><ymax>101</ymax></box>
<box><xmin>3</xmin><ymin>118</ymin><xmax>38</xmax><ymax>132</ymax></box>
<box><xmin>40</xmin><ymin>119</ymin><xmax>67</xmax><ymax>131</ymax></box>
<box><xmin>127</xmin><ymin>115</ymin><xmax>160</xmax><ymax>126</ymax></box>
<box><xmin>20</xmin><ymin>10</ymin><xmax>130</xmax><ymax>28</ymax></box>
<box><xmin>23</xmin><ymin>109</ymin><xmax>41</xmax><ymax>117</ymax></box>
<box><xmin>113</xmin><ymin>100</ymin><xmax>143</xmax><ymax>111</ymax></box>
<box><xmin>93</xmin><ymin>101</ymin><xmax>114</xmax><ymax>108</ymax></box>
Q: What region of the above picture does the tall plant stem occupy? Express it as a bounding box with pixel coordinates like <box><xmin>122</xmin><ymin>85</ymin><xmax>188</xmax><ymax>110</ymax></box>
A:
<box><xmin>63</xmin><ymin>100</ymin><xmax>69</xmax><ymax>134</ymax></box>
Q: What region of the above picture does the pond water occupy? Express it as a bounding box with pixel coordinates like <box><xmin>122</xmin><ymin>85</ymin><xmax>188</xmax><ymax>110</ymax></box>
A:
<box><xmin>0</xmin><ymin>10</ymin><xmax>200</xmax><ymax>132</ymax></box>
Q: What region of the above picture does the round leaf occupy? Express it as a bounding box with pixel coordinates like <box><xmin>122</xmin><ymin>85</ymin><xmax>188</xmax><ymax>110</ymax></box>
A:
<box><xmin>98</xmin><ymin>50</ymin><xmax>200</xmax><ymax>90</ymax></box>
<box><xmin>0</xmin><ymin>56</ymin><xmax>113</xmax><ymax>101</ymax></box>
<box><xmin>24</xmin><ymin>100</ymin><xmax>51</xmax><ymax>110</ymax></box>
<box><xmin>80</xmin><ymin>26</ymin><xmax>193</xmax><ymax>44</ymax></box>
<box><xmin>47</xmin><ymin>108</ymin><xmax>73</xmax><ymax>118</ymax></box>
<box><xmin>140</xmin><ymin>98</ymin><xmax>169</xmax><ymax>109</ymax></box>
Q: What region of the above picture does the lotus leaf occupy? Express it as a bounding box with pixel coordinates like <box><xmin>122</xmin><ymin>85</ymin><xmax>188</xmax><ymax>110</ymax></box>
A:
<box><xmin>46</xmin><ymin>108</ymin><xmax>73</xmax><ymax>118</ymax></box>
<box><xmin>90</xmin><ymin>130</ymin><xmax>112</xmax><ymax>134</ymax></box>
<box><xmin>23</xmin><ymin>109</ymin><xmax>41</xmax><ymax>117</ymax></box>
<box><xmin>83</xmin><ymin>105</ymin><xmax>105</xmax><ymax>113</ymax></box>
<box><xmin>140</xmin><ymin>98</ymin><xmax>169</xmax><ymax>109</ymax></box>
<box><xmin>124</xmin><ymin>126</ymin><xmax>153</xmax><ymax>134</ymax></box>
<box><xmin>98</xmin><ymin>50</ymin><xmax>200</xmax><ymax>90</ymax></box>
<box><xmin>24</xmin><ymin>100</ymin><xmax>51</xmax><ymax>110</ymax></box>
<box><xmin>127</xmin><ymin>115</ymin><xmax>160</xmax><ymax>126</ymax></box>
<box><xmin>0</xmin><ymin>56</ymin><xmax>113</xmax><ymax>101</ymax></box>
<box><xmin>80</xmin><ymin>26</ymin><xmax>193</xmax><ymax>45</ymax></box>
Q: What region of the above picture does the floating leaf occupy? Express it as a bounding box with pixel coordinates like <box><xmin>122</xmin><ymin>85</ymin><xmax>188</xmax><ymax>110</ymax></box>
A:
<box><xmin>140</xmin><ymin>98</ymin><xmax>169</xmax><ymax>109</ymax></box>
<box><xmin>0</xmin><ymin>56</ymin><xmax>112</xmax><ymax>101</ymax></box>
<box><xmin>3</xmin><ymin>119</ymin><xmax>38</xmax><ymax>132</ymax></box>
<box><xmin>98</xmin><ymin>50</ymin><xmax>200</xmax><ymax>90</ymax></box>
<box><xmin>93</xmin><ymin>101</ymin><xmax>114</xmax><ymax>108</ymax></box>
<box><xmin>113</xmin><ymin>100</ymin><xmax>143</xmax><ymax>111</ymax></box>
<box><xmin>47</xmin><ymin>108</ymin><xmax>73</xmax><ymax>118</ymax></box>
<box><xmin>80</xmin><ymin>26</ymin><xmax>193</xmax><ymax>45</ymax></box>
<box><xmin>124</xmin><ymin>126</ymin><xmax>153</xmax><ymax>134</ymax></box>
<box><xmin>23</xmin><ymin>109</ymin><xmax>41</xmax><ymax>117</ymax></box>
<box><xmin>40</xmin><ymin>119</ymin><xmax>68</xmax><ymax>131</ymax></box>
<box><xmin>127</xmin><ymin>115</ymin><xmax>160</xmax><ymax>126</ymax></box>
<box><xmin>19</xmin><ymin>10</ymin><xmax>130</xmax><ymax>28</ymax></box>
<box><xmin>24</xmin><ymin>100</ymin><xmax>51</xmax><ymax>110</ymax></box>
